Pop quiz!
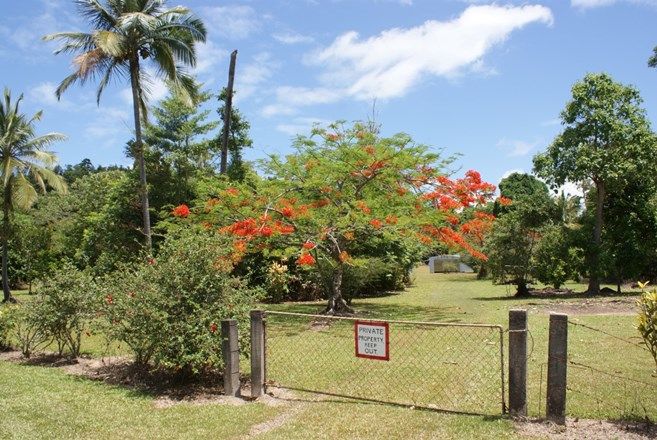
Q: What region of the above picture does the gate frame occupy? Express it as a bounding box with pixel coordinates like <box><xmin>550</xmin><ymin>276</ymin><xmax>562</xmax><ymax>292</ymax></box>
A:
<box><xmin>251</xmin><ymin>310</ymin><xmax>506</xmax><ymax>414</ymax></box>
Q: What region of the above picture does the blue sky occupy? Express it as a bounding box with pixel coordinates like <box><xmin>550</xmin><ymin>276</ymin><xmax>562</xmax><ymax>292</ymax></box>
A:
<box><xmin>2</xmin><ymin>0</ymin><xmax>657</xmax><ymax>188</ymax></box>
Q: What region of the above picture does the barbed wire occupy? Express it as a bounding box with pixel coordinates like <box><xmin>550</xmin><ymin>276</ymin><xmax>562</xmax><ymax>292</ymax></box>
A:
<box><xmin>568</xmin><ymin>318</ymin><xmax>647</xmax><ymax>351</ymax></box>
<box><xmin>569</xmin><ymin>360</ymin><xmax>657</xmax><ymax>389</ymax></box>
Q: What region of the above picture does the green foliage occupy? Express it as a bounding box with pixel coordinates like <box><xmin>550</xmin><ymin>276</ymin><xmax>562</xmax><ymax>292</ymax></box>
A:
<box><xmin>533</xmin><ymin>73</ymin><xmax>657</xmax><ymax>292</ymax></box>
<box><xmin>485</xmin><ymin>210</ymin><xmax>538</xmax><ymax>296</ymax></box>
<box><xmin>99</xmin><ymin>229</ymin><xmax>260</xmax><ymax>373</ymax></box>
<box><xmin>532</xmin><ymin>225</ymin><xmax>582</xmax><ymax>289</ymax></box>
<box><xmin>34</xmin><ymin>263</ymin><xmax>97</xmax><ymax>358</ymax></box>
<box><xmin>636</xmin><ymin>284</ymin><xmax>657</xmax><ymax>372</ymax></box>
<box><xmin>0</xmin><ymin>304</ymin><xmax>16</xmax><ymax>349</ymax></box>
<box><xmin>533</xmin><ymin>73</ymin><xmax>656</xmax><ymax>191</ymax></box>
<box><xmin>11</xmin><ymin>302</ymin><xmax>50</xmax><ymax>358</ymax></box>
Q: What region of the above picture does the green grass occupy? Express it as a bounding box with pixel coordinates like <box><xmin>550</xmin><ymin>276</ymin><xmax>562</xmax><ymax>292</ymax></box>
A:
<box><xmin>266</xmin><ymin>267</ymin><xmax>656</xmax><ymax>421</ymax></box>
<box><xmin>1</xmin><ymin>267</ymin><xmax>655</xmax><ymax>439</ymax></box>
<box><xmin>0</xmin><ymin>361</ymin><xmax>281</xmax><ymax>440</ymax></box>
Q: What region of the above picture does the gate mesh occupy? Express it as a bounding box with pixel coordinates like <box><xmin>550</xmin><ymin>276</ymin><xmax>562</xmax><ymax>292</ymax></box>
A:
<box><xmin>264</xmin><ymin>311</ymin><xmax>505</xmax><ymax>415</ymax></box>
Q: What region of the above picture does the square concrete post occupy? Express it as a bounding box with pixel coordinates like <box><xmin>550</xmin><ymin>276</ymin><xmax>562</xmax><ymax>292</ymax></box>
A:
<box><xmin>546</xmin><ymin>313</ymin><xmax>568</xmax><ymax>424</ymax></box>
<box><xmin>508</xmin><ymin>309</ymin><xmax>528</xmax><ymax>416</ymax></box>
<box><xmin>250</xmin><ymin>310</ymin><xmax>265</xmax><ymax>398</ymax></box>
<box><xmin>221</xmin><ymin>319</ymin><xmax>240</xmax><ymax>397</ymax></box>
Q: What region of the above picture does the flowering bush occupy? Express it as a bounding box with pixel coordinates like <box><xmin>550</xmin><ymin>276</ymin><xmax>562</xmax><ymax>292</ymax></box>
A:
<box><xmin>637</xmin><ymin>282</ymin><xmax>657</xmax><ymax>371</ymax></box>
<box><xmin>194</xmin><ymin>122</ymin><xmax>496</xmax><ymax>314</ymax></box>
<box><xmin>99</xmin><ymin>229</ymin><xmax>260</xmax><ymax>374</ymax></box>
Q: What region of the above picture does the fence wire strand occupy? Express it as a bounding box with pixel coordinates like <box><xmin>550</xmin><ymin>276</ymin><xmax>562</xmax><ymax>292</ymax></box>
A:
<box><xmin>567</xmin><ymin>318</ymin><xmax>656</xmax><ymax>421</ymax></box>
<box><xmin>263</xmin><ymin>311</ymin><xmax>505</xmax><ymax>415</ymax></box>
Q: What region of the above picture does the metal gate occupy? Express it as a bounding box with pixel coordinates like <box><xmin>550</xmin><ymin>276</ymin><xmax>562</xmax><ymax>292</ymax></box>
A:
<box><xmin>262</xmin><ymin>311</ymin><xmax>506</xmax><ymax>415</ymax></box>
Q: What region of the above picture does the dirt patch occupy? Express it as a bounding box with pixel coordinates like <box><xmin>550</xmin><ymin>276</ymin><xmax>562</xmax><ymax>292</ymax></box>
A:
<box><xmin>515</xmin><ymin>418</ymin><xmax>657</xmax><ymax>440</ymax></box>
<box><xmin>527</xmin><ymin>297</ymin><xmax>637</xmax><ymax>316</ymax></box>
<box><xmin>240</xmin><ymin>387</ymin><xmax>311</xmax><ymax>438</ymax></box>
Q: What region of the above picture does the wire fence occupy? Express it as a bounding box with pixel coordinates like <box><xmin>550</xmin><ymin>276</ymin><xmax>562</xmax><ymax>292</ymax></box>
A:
<box><xmin>567</xmin><ymin>318</ymin><xmax>657</xmax><ymax>421</ymax></box>
<box><xmin>263</xmin><ymin>311</ymin><xmax>506</xmax><ymax>415</ymax></box>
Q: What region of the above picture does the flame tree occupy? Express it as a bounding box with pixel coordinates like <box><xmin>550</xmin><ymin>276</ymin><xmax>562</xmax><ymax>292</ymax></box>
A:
<box><xmin>191</xmin><ymin>122</ymin><xmax>496</xmax><ymax>314</ymax></box>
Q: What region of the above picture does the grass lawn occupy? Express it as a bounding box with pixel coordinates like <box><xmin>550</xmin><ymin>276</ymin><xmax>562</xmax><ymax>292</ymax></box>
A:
<box><xmin>1</xmin><ymin>266</ymin><xmax>655</xmax><ymax>439</ymax></box>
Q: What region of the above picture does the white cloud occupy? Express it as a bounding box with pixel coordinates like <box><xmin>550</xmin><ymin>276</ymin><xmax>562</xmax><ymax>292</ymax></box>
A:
<box><xmin>84</xmin><ymin>106</ymin><xmax>132</xmax><ymax>148</ymax></box>
<box><xmin>265</xmin><ymin>4</ymin><xmax>552</xmax><ymax>113</ymax></box>
<box><xmin>193</xmin><ymin>40</ymin><xmax>228</xmax><ymax>75</ymax></box>
<box><xmin>200</xmin><ymin>5</ymin><xmax>260</xmax><ymax>40</ymax></box>
<box><xmin>28</xmin><ymin>82</ymin><xmax>72</xmax><ymax>109</ymax></box>
<box><xmin>120</xmin><ymin>70</ymin><xmax>168</xmax><ymax>106</ymax></box>
<box><xmin>272</xmin><ymin>31</ymin><xmax>314</xmax><ymax>45</ymax></box>
<box><xmin>497</xmin><ymin>138</ymin><xmax>541</xmax><ymax>157</ymax></box>
<box><xmin>276</xmin><ymin>117</ymin><xmax>331</xmax><ymax>136</ymax></box>
<box><xmin>234</xmin><ymin>52</ymin><xmax>280</xmax><ymax>102</ymax></box>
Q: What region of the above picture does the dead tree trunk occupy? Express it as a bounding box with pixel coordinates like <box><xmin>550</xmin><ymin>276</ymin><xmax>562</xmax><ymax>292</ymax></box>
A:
<box><xmin>220</xmin><ymin>50</ymin><xmax>237</xmax><ymax>175</ymax></box>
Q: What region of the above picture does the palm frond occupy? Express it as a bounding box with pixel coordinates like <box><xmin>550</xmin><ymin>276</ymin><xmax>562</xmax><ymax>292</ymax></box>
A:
<box><xmin>93</xmin><ymin>30</ymin><xmax>127</xmax><ymax>58</ymax></box>
<box><xmin>75</xmin><ymin>0</ymin><xmax>118</xmax><ymax>30</ymax></box>
<box><xmin>11</xmin><ymin>175</ymin><xmax>39</xmax><ymax>210</ymax></box>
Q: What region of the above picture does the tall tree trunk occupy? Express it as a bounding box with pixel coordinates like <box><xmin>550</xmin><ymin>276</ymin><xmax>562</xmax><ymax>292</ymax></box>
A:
<box><xmin>130</xmin><ymin>57</ymin><xmax>152</xmax><ymax>251</ymax></box>
<box><xmin>220</xmin><ymin>50</ymin><xmax>237</xmax><ymax>175</ymax></box>
<box><xmin>587</xmin><ymin>181</ymin><xmax>605</xmax><ymax>295</ymax></box>
<box><xmin>2</xmin><ymin>185</ymin><xmax>13</xmax><ymax>303</ymax></box>
<box><xmin>324</xmin><ymin>263</ymin><xmax>354</xmax><ymax>315</ymax></box>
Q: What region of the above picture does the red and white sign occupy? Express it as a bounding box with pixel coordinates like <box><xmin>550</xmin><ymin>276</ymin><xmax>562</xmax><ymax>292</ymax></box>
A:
<box><xmin>354</xmin><ymin>321</ymin><xmax>389</xmax><ymax>361</ymax></box>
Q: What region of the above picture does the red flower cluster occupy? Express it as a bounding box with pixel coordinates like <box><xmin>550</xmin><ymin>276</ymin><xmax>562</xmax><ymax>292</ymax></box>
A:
<box><xmin>222</xmin><ymin>218</ymin><xmax>295</xmax><ymax>237</ymax></box>
<box><xmin>370</xmin><ymin>219</ymin><xmax>382</xmax><ymax>229</ymax></box>
<box><xmin>297</xmin><ymin>253</ymin><xmax>316</xmax><ymax>266</ymax></box>
<box><xmin>172</xmin><ymin>204</ymin><xmax>190</xmax><ymax>218</ymax></box>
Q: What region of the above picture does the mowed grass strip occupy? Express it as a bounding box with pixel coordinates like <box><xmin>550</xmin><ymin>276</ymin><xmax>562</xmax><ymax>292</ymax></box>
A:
<box><xmin>0</xmin><ymin>361</ymin><xmax>280</xmax><ymax>440</ymax></box>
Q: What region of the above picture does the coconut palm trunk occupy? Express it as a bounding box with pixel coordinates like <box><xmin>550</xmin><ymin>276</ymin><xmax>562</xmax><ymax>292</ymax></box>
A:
<box><xmin>129</xmin><ymin>56</ymin><xmax>152</xmax><ymax>250</ymax></box>
<box><xmin>2</xmin><ymin>184</ymin><xmax>12</xmax><ymax>302</ymax></box>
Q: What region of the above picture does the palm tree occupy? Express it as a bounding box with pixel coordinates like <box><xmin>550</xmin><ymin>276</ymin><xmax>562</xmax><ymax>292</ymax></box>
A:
<box><xmin>44</xmin><ymin>0</ymin><xmax>206</xmax><ymax>250</ymax></box>
<box><xmin>0</xmin><ymin>88</ymin><xmax>67</xmax><ymax>302</ymax></box>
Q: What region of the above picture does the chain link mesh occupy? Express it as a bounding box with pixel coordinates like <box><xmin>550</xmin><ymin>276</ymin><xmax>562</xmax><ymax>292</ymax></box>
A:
<box><xmin>263</xmin><ymin>311</ymin><xmax>505</xmax><ymax>415</ymax></box>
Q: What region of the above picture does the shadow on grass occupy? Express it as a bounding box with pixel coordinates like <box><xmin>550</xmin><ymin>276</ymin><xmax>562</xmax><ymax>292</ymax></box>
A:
<box><xmin>266</xmin><ymin>301</ymin><xmax>461</xmax><ymax>323</ymax></box>
<box><xmin>475</xmin><ymin>290</ymin><xmax>641</xmax><ymax>302</ymax></box>
<box><xmin>8</xmin><ymin>351</ymin><xmax>227</xmax><ymax>402</ymax></box>
<box><xmin>269</xmin><ymin>386</ymin><xmax>506</xmax><ymax>420</ymax></box>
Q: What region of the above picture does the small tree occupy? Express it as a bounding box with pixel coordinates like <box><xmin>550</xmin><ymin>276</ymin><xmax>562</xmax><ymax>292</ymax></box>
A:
<box><xmin>532</xmin><ymin>225</ymin><xmax>581</xmax><ymax>289</ymax></box>
<box><xmin>486</xmin><ymin>209</ymin><xmax>539</xmax><ymax>296</ymax></box>
<box><xmin>197</xmin><ymin>122</ymin><xmax>495</xmax><ymax>314</ymax></box>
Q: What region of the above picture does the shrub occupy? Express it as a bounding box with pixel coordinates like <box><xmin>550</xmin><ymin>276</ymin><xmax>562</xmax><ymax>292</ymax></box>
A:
<box><xmin>532</xmin><ymin>226</ymin><xmax>582</xmax><ymax>289</ymax></box>
<box><xmin>636</xmin><ymin>283</ymin><xmax>657</xmax><ymax>372</ymax></box>
<box><xmin>99</xmin><ymin>229</ymin><xmax>260</xmax><ymax>374</ymax></box>
<box><xmin>35</xmin><ymin>264</ymin><xmax>98</xmax><ymax>358</ymax></box>
<box><xmin>0</xmin><ymin>304</ymin><xmax>17</xmax><ymax>350</ymax></box>
<box><xmin>12</xmin><ymin>301</ymin><xmax>50</xmax><ymax>358</ymax></box>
